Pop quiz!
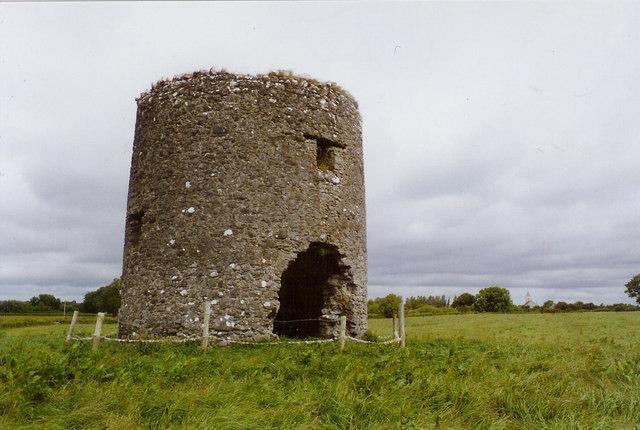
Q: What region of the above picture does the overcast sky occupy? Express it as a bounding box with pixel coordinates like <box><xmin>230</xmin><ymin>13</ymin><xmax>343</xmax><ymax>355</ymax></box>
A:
<box><xmin>1</xmin><ymin>2</ymin><xmax>639</xmax><ymax>305</ymax></box>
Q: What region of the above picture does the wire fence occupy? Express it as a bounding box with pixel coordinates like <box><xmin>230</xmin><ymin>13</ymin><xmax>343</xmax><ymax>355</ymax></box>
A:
<box><xmin>70</xmin><ymin>334</ymin><xmax>401</xmax><ymax>346</ymax></box>
<box><xmin>65</xmin><ymin>298</ymin><xmax>407</xmax><ymax>350</ymax></box>
<box><xmin>70</xmin><ymin>321</ymin><xmax>401</xmax><ymax>346</ymax></box>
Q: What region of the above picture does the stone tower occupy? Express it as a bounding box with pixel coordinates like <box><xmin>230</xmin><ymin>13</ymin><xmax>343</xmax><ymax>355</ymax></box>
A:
<box><xmin>118</xmin><ymin>70</ymin><xmax>367</xmax><ymax>340</ymax></box>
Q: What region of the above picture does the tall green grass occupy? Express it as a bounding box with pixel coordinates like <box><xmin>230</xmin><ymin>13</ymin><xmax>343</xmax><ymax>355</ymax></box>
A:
<box><xmin>1</xmin><ymin>313</ymin><xmax>639</xmax><ymax>429</ymax></box>
<box><xmin>0</xmin><ymin>314</ymin><xmax>117</xmax><ymax>330</ymax></box>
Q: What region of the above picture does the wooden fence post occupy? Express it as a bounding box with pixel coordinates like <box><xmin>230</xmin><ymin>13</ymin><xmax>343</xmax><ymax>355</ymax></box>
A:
<box><xmin>92</xmin><ymin>312</ymin><xmax>105</xmax><ymax>352</ymax></box>
<box><xmin>398</xmin><ymin>297</ymin><xmax>406</xmax><ymax>348</ymax></box>
<box><xmin>393</xmin><ymin>315</ymin><xmax>399</xmax><ymax>339</ymax></box>
<box><xmin>339</xmin><ymin>315</ymin><xmax>347</xmax><ymax>351</ymax></box>
<box><xmin>65</xmin><ymin>310</ymin><xmax>79</xmax><ymax>345</ymax></box>
<box><xmin>202</xmin><ymin>300</ymin><xmax>211</xmax><ymax>349</ymax></box>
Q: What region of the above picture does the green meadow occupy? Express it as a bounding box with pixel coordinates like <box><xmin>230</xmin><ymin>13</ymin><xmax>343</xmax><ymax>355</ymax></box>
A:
<box><xmin>1</xmin><ymin>312</ymin><xmax>639</xmax><ymax>429</ymax></box>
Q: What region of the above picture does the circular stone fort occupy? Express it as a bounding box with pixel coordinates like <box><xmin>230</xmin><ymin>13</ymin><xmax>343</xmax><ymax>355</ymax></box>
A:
<box><xmin>118</xmin><ymin>69</ymin><xmax>367</xmax><ymax>341</ymax></box>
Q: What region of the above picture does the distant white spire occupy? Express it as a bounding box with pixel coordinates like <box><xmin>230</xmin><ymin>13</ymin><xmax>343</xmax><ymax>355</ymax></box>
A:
<box><xmin>523</xmin><ymin>291</ymin><xmax>538</xmax><ymax>307</ymax></box>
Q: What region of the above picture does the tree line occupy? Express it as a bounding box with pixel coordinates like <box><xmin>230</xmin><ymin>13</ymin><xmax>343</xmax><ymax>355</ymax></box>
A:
<box><xmin>0</xmin><ymin>278</ymin><xmax>122</xmax><ymax>315</ymax></box>
<box><xmin>368</xmin><ymin>285</ymin><xmax>640</xmax><ymax>318</ymax></box>
<box><xmin>4</xmin><ymin>273</ymin><xmax>640</xmax><ymax>317</ymax></box>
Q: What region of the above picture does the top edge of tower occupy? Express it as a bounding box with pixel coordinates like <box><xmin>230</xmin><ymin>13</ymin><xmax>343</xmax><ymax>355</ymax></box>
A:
<box><xmin>136</xmin><ymin>68</ymin><xmax>358</xmax><ymax>109</ymax></box>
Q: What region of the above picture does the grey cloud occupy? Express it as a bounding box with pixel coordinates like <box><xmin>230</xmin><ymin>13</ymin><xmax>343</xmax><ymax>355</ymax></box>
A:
<box><xmin>1</xmin><ymin>2</ymin><xmax>639</xmax><ymax>303</ymax></box>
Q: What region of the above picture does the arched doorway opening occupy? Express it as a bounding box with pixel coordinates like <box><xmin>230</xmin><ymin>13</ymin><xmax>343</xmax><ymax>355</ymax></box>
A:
<box><xmin>274</xmin><ymin>242</ymin><xmax>351</xmax><ymax>338</ymax></box>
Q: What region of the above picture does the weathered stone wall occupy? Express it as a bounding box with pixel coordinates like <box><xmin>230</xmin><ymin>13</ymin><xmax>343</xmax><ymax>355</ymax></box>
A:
<box><xmin>118</xmin><ymin>70</ymin><xmax>367</xmax><ymax>340</ymax></box>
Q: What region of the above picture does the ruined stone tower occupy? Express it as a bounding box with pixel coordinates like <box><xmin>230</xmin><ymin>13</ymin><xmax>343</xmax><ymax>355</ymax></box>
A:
<box><xmin>118</xmin><ymin>70</ymin><xmax>367</xmax><ymax>340</ymax></box>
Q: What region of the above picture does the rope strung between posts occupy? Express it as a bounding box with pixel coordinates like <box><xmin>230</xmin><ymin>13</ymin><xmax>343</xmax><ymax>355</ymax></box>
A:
<box><xmin>71</xmin><ymin>335</ymin><xmax>199</xmax><ymax>344</ymax></box>
<box><xmin>70</xmin><ymin>334</ymin><xmax>401</xmax><ymax>345</ymax></box>
<box><xmin>346</xmin><ymin>336</ymin><xmax>400</xmax><ymax>345</ymax></box>
<box><xmin>67</xmin><ymin>297</ymin><xmax>407</xmax><ymax>349</ymax></box>
<box><xmin>226</xmin><ymin>337</ymin><xmax>338</xmax><ymax>346</ymax></box>
<box><xmin>273</xmin><ymin>318</ymin><xmax>340</xmax><ymax>324</ymax></box>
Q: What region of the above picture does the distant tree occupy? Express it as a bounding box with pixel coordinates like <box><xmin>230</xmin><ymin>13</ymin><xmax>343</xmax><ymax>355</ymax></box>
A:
<box><xmin>0</xmin><ymin>300</ymin><xmax>33</xmax><ymax>313</ymax></box>
<box><xmin>378</xmin><ymin>294</ymin><xmax>402</xmax><ymax>318</ymax></box>
<box><xmin>608</xmin><ymin>303</ymin><xmax>640</xmax><ymax>311</ymax></box>
<box><xmin>542</xmin><ymin>300</ymin><xmax>554</xmax><ymax>309</ymax></box>
<box><xmin>81</xmin><ymin>278</ymin><xmax>122</xmax><ymax>314</ymax></box>
<box><xmin>625</xmin><ymin>274</ymin><xmax>640</xmax><ymax>304</ymax></box>
<box><xmin>406</xmin><ymin>295</ymin><xmax>449</xmax><ymax>309</ymax></box>
<box><xmin>451</xmin><ymin>293</ymin><xmax>475</xmax><ymax>308</ymax></box>
<box><xmin>473</xmin><ymin>286</ymin><xmax>512</xmax><ymax>313</ymax></box>
<box><xmin>554</xmin><ymin>301</ymin><xmax>569</xmax><ymax>311</ymax></box>
<box><xmin>29</xmin><ymin>294</ymin><xmax>62</xmax><ymax>312</ymax></box>
<box><xmin>367</xmin><ymin>294</ymin><xmax>402</xmax><ymax>318</ymax></box>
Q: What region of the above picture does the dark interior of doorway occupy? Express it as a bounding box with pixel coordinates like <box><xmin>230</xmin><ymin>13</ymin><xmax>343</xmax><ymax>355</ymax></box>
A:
<box><xmin>274</xmin><ymin>242</ymin><xmax>343</xmax><ymax>338</ymax></box>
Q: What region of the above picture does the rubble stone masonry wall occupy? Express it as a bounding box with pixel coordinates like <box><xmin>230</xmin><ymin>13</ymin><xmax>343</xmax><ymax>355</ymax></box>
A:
<box><xmin>118</xmin><ymin>70</ymin><xmax>367</xmax><ymax>340</ymax></box>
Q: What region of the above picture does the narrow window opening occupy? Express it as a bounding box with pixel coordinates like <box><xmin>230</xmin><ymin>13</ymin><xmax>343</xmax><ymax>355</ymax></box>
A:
<box><xmin>127</xmin><ymin>211</ymin><xmax>144</xmax><ymax>247</ymax></box>
<box><xmin>274</xmin><ymin>242</ymin><xmax>348</xmax><ymax>338</ymax></box>
<box><xmin>304</xmin><ymin>133</ymin><xmax>345</xmax><ymax>172</ymax></box>
<box><xmin>316</xmin><ymin>145</ymin><xmax>335</xmax><ymax>172</ymax></box>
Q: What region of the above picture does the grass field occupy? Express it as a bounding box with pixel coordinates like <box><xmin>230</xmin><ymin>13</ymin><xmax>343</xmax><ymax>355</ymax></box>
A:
<box><xmin>1</xmin><ymin>313</ymin><xmax>639</xmax><ymax>429</ymax></box>
<box><xmin>0</xmin><ymin>314</ymin><xmax>117</xmax><ymax>330</ymax></box>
